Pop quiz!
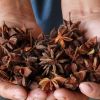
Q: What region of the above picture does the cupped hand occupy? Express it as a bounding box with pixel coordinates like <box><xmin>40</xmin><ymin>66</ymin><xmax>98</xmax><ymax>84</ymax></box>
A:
<box><xmin>0</xmin><ymin>80</ymin><xmax>47</xmax><ymax>100</ymax></box>
<box><xmin>0</xmin><ymin>1</ymin><xmax>43</xmax><ymax>100</ymax></box>
<box><xmin>52</xmin><ymin>16</ymin><xmax>100</xmax><ymax>100</ymax></box>
<box><xmin>79</xmin><ymin>16</ymin><xmax>100</xmax><ymax>99</ymax></box>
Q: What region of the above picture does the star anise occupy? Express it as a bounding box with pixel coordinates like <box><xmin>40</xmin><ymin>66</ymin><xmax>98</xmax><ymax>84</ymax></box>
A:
<box><xmin>54</xmin><ymin>18</ymin><xmax>83</xmax><ymax>49</ymax></box>
<box><xmin>55</xmin><ymin>28</ymin><xmax>73</xmax><ymax>48</ymax></box>
<box><xmin>83</xmin><ymin>56</ymin><xmax>100</xmax><ymax>82</ymax></box>
<box><xmin>33</xmin><ymin>40</ymin><xmax>46</xmax><ymax>50</ymax></box>
<box><xmin>39</xmin><ymin>75</ymin><xmax>79</xmax><ymax>91</ymax></box>
<box><xmin>78</xmin><ymin>37</ymin><xmax>97</xmax><ymax>55</ymax></box>
<box><xmin>40</xmin><ymin>47</ymin><xmax>68</xmax><ymax>75</ymax></box>
<box><xmin>39</xmin><ymin>77</ymin><xmax>59</xmax><ymax>91</ymax></box>
<box><xmin>65</xmin><ymin>46</ymin><xmax>79</xmax><ymax>61</ymax></box>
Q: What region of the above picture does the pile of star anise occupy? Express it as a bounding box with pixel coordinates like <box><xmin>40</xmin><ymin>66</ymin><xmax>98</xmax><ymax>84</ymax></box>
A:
<box><xmin>0</xmin><ymin>19</ymin><xmax>100</xmax><ymax>92</ymax></box>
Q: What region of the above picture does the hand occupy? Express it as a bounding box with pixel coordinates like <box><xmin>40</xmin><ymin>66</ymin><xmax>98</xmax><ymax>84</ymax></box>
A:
<box><xmin>0</xmin><ymin>80</ymin><xmax>47</xmax><ymax>100</ymax></box>
<box><xmin>29</xmin><ymin>2</ymin><xmax>100</xmax><ymax>100</ymax></box>
<box><xmin>51</xmin><ymin>16</ymin><xmax>100</xmax><ymax>100</ymax></box>
<box><xmin>52</xmin><ymin>82</ymin><xmax>100</xmax><ymax>100</ymax></box>
<box><xmin>0</xmin><ymin>0</ymin><xmax>41</xmax><ymax>39</ymax></box>
<box><xmin>0</xmin><ymin>80</ymin><xmax>27</xmax><ymax>100</ymax></box>
<box><xmin>79</xmin><ymin>16</ymin><xmax>100</xmax><ymax>99</ymax></box>
<box><xmin>0</xmin><ymin>1</ymin><xmax>43</xmax><ymax>100</ymax></box>
<box><xmin>1</xmin><ymin>1</ymin><xmax>100</xmax><ymax>100</ymax></box>
<box><xmin>61</xmin><ymin>1</ymin><xmax>100</xmax><ymax>98</ymax></box>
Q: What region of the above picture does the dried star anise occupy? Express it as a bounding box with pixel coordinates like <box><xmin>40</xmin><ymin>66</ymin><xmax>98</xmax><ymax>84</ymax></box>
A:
<box><xmin>40</xmin><ymin>47</ymin><xmax>68</xmax><ymax>75</ymax></box>
<box><xmin>39</xmin><ymin>77</ymin><xmax>59</xmax><ymax>91</ymax></box>
<box><xmin>0</xmin><ymin>17</ymin><xmax>100</xmax><ymax>93</ymax></box>
<box><xmin>54</xmin><ymin>28</ymin><xmax>73</xmax><ymax>48</ymax></box>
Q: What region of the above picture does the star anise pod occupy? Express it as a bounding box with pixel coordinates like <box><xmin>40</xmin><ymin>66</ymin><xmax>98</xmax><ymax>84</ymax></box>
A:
<box><xmin>0</xmin><ymin>70</ymin><xmax>9</xmax><ymax>80</ymax></box>
<box><xmin>83</xmin><ymin>56</ymin><xmax>100</xmax><ymax>82</ymax></box>
<box><xmin>65</xmin><ymin>46</ymin><xmax>79</xmax><ymax>61</ymax></box>
<box><xmin>78</xmin><ymin>37</ymin><xmax>97</xmax><ymax>55</ymax></box>
<box><xmin>63</xmin><ymin>20</ymin><xmax>81</xmax><ymax>31</ymax></box>
<box><xmin>39</xmin><ymin>75</ymin><xmax>79</xmax><ymax>91</ymax></box>
<box><xmin>54</xmin><ymin>18</ymin><xmax>82</xmax><ymax>49</ymax></box>
<box><xmin>39</xmin><ymin>77</ymin><xmax>59</xmax><ymax>91</ymax></box>
<box><xmin>55</xmin><ymin>28</ymin><xmax>73</xmax><ymax>48</ymax></box>
<box><xmin>33</xmin><ymin>40</ymin><xmax>46</xmax><ymax>50</ymax></box>
<box><xmin>40</xmin><ymin>47</ymin><xmax>68</xmax><ymax>75</ymax></box>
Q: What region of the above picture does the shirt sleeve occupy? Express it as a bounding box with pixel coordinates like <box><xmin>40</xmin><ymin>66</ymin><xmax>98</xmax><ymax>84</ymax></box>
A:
<box><xmin>30</xmin><ymin>0</ymin><xmax>63</xmax><ymax>34</ymax></box>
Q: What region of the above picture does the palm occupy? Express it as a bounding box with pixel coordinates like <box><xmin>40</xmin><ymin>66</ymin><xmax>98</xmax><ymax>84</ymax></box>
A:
<box><xmin>0</xmin><ymin>1</ymin><xmax>42</xmax><ymax>100</ymax></box>
<box><xmin>52</xmin><ymin>18</ymin><xmax>100</xmax><ymax>100</ymax></box>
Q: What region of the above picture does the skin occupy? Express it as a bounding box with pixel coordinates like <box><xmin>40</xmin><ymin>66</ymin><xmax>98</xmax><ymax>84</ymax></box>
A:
<box><xmin>0</xmin><ymin>0</ymin><xmax>41</xmax><ymax>39</ymax></box>
<box><xmin>0</xmin><ymin>0</ymin><xmax>100</xmax><ymax>100</ymax></box>
<box><xmin>0</xmin><ymin>80</ymin><xmax>27</xmax><ymax>100</ymax></box>
<box><xmin>0</xmin><ymin>0</ymin><xmax>42</xmax><ymax>100</ymax></box>
<box><xmin>52</xmin><ymin>1</ymin><xmax>100</xmax><ymax>100</ymax></box>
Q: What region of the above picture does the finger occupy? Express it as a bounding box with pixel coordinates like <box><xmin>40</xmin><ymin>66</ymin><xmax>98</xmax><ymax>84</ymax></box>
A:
<box><xmin>47</xmin><ymin>93</ymin><xmax>56</xmax><ymax>100</ymax></box>
<box><xmin>54</xmin><ymin>88</ymin><xmax>88</xmax><ymax>100</ymax></box>
<box><xmin>27</xmin><ymin>88</ymin><xmax>47</xmax><ymax>100</ymax></box>
<box><xmin>79</xmin><ymin>82</ymin><xmax>100</xmax><ymax>99</ymax></box>
<box><xmin>0</xmin><ymin>80</ymin><xmax>27</xmax><ymax>100</ymax></box>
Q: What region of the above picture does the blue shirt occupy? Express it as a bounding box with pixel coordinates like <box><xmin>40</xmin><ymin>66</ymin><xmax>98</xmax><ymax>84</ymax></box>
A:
<box><xmin>30</xmin><ymin>0</ymin><xmax>63</xmax><ymax>34</ymax></box>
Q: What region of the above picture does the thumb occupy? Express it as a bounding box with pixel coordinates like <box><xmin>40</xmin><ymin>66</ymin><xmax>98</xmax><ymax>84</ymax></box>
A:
<box><xmin>54</xmin><ymin>88</ymin><xmax>88</xmax><ymax>100</ymax></box>
<box><xmin>79</xmin><ymin>82</ymin><xmax>100</xmax><ymax>99</ymax></box>
<box><xmin>26</xmin><ymin>88</ymin><xmax>47</xmax><ymax>100</ymax></box>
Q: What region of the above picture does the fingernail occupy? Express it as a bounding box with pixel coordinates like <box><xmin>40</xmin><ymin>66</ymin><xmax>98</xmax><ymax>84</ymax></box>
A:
<box><xmin>34</xmin><ymin>99</ymin><xmax>39</xmax><ymax>100</ymax></box>
<box><xmin>34</xmin><ymin>98</ymin><xmax>44</xmax><ymax>100</ymax></box>
<box><xmin>79</xmin><ymin>83</ymin><xmax>93</xmax><ymax>93</ymax></box>
<box><xmin>33</xmin><ymin>97</ymin><xmax>46</xmax><ymax>100</ymax></box>
<box><xmin>58</xmin><ymin>97</ymin><xmax>66</xmax><ymax>100</ymax></box>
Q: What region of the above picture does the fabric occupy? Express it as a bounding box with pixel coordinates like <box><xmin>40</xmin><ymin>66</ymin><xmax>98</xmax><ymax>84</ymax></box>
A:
<box><xmin>30</xmin><ymin>0</ymin><xmax>63</xmax><ymax>34</ymax></box>
<box><xmin>0</xmin><ymin>97</ymin><xmax>8</xmax><ymax>100</ymax></box>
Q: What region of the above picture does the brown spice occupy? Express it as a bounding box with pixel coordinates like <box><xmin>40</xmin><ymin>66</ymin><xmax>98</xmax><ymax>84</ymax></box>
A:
<box><xmin>0</xmin><ymin>19</ymin><xmax>100</xmax><ymax>92</ymax></box>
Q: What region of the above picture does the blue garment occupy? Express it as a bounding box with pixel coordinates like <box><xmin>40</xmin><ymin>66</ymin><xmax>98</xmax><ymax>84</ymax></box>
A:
<box><xmin>30</xmin><ymin>0</ymin><xmax>63</xmax><ymax>34</ymax></box>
